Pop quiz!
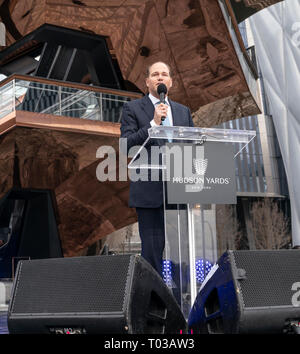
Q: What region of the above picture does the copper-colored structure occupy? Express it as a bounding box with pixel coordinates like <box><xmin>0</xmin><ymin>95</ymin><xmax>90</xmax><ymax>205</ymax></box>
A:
<box><xmin>233</xmin><ymin>0</ymin><xmax>282</xmax><ymax>11</ymax></box>
<box><xmin>0</xmin><ymin>0</ymin><xmax>282</xmax><ymax>257</ymax></box>
<box><xmin>229</xmin><ymin>0</ymin><xmax>283</xmax><ymax>23</ymax></box>
<box><xmin>0</xmin><ymin>75</ymin><xmax>139</xmax><ymax>256</ymax></box>
<box><xmin>1</xmin><ymin>0</ymin><xmax>264</xmax><ymax>123</ymax></box>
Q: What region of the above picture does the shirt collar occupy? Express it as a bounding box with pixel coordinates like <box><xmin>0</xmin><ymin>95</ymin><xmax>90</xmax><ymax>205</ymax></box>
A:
<box><xmin>148</xmin><ymin>93</ymin><xmax>169</xmax><ymax>106</ymax></box>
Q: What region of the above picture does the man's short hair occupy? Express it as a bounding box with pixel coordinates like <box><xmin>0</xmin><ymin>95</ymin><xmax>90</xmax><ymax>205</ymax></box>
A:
<box><xmin>146</xmin><ymin>61</ymin><xmax>172</xmax><ymax>78</ymax></box>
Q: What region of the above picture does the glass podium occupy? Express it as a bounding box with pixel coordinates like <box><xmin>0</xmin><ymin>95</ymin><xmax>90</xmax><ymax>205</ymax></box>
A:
<box><xmin>128</xmin><ymin>126</ymin><xmax>256</xmax><ymax>319</ymax></box>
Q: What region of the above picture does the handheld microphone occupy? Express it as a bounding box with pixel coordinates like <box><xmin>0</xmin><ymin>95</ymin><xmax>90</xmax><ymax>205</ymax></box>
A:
<box><xmin>157</xmin><ymin>83</ymin><xmax>168</xmax><ymax>123</ymax></box>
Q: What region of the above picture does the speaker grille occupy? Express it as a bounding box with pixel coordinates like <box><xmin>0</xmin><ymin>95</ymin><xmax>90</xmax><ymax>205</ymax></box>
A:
<box><xmin>232</xmin><ymin>250</ymin><xmax>300</xmax><ymax>308</ymax></box>
<box><xmin>10</xmin><ymin>255</ymin><xmax>133</xmax><ymax>315</ymax></box>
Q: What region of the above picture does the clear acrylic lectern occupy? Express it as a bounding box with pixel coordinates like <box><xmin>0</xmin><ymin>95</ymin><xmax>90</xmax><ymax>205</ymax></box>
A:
<box><xmin>128</xmin><ymin>126</ymin><xmax>256</xmax><ymax>319</ymax></box>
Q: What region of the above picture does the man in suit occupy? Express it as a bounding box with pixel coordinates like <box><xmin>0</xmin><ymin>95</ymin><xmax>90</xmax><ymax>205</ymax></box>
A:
<box><xmin>120</xmin><ymin>62</ymin><xmax>193</xmax><ymax>276</ymax></box>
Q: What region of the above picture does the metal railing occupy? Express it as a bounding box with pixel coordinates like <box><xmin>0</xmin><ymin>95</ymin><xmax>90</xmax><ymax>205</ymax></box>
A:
<box><xmin>0</xmin><ymin>74</ymin><xmax>142</xmax><ymax>122</ymax></box>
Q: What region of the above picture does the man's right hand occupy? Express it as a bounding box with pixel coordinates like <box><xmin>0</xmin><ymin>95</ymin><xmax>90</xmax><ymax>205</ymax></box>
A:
<box><xmin>153</xmin><ymin>103</ymin><xmax>168</xmax><ymax>125</ymax></box>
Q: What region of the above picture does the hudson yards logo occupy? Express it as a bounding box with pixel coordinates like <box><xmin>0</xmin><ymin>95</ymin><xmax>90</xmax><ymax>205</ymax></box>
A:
<box><xmin>171</xmin><ymin>156</ymin><xmax>209</xmax><ymax>189</ymax></box>
<box><xmin>193</xmin><ymin>157</ymin><xmax>208</xmax><ymax>176</ymax></box>
<box><xmin>189</xmin><ymin>157</ymin><xmax>208</xmax><ymax>192</ymax></box>
<box><xmin>171</xmin><ymin>145</ymin><xmax>231</xmax><ymax>193</ymax></box>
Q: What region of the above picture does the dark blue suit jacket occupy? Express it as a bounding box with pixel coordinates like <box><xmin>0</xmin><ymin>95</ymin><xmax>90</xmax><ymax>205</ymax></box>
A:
<box><xmin>120</xmin><ymin>94</ymin><xmax>193</xmax><ymax>208</ymax></box>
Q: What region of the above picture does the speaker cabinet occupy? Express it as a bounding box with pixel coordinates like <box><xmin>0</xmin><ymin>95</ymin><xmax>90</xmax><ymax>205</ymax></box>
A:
<box><xmin>188</xmin><ymin>250</ymin><xmax>300</xmax><ymax>334</ymax></box>
<box><xmin>7</xmin><ymin>255</ymin><xmax>186</xmax><ymax>334</ymax></box>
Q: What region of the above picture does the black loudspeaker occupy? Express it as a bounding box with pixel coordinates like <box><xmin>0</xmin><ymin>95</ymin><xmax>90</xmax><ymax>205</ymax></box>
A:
<box><xmin>188</xmin><ymin>250</ymin><xmax>300</xmax><ymax>334</ymax></box>
<box><xmin>7</xmin><ymin>255</ymin><xmax>186</xmax><ymax>334</ymax></box>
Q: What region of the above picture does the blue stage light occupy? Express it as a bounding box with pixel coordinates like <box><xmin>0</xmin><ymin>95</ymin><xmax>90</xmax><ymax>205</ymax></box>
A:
<box><xmin>162</xmin><ymin>260</ymin><xmax>172</xmax><ymax>287</ymax></box>
<box><xmin>195</xmin><ymin>259</ymin><xmax>213</xmax><ymax>283</ymax></box>
<box><xmin>162</xmin><ymin>259</ymin><xmax>213</xmax><ymax>286</ymax></box>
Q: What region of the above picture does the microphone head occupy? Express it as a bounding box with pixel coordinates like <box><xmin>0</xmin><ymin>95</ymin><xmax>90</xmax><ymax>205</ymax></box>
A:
<box><xmin>157</xmin><ymin>83</ymin><xmax>167</xmax><ymax>95</ymax></box>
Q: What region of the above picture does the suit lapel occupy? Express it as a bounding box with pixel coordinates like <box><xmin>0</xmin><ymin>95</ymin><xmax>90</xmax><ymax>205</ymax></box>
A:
<box><xmin>169</xmin><ymin>99</ymin><xmax>179</xmax><ymax>126</ymax></box>
<box><xmin>140</xmin><ymin>95</ymin><xmax>155</xmax><ymax>121</ymax></box>
<box><xmin>140</xmin><ymin>95</ymin><xmax>162</xmax><ymax>145</ymax></box>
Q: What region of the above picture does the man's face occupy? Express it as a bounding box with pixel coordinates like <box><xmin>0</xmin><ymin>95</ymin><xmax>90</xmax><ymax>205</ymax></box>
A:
<box><xmin>146</xmin><ymin>62</ymin><xmax>172</xmax><ymax>98</ymax></box>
